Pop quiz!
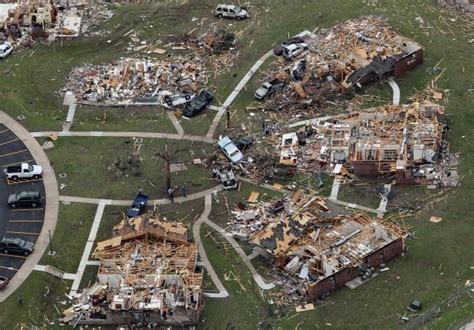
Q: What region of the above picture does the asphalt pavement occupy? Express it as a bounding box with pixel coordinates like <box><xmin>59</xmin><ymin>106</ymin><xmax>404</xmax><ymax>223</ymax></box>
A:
<box><xmin>0</xmin><ymin>124</ymin><xmax>45</xmax><ymax>279</ymax></box>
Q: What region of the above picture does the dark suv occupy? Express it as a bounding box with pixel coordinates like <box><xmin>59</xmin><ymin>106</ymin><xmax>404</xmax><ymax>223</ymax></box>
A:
<box><xmin>8</xmin><ymin>191</ymin><xmax>41</xmax><ymax>208</ymax></box>
<box><xmin>183</xmin><ymin>90</ymin><xmax>214</xmax><ymax>117</ymax></box>
<box><xmin>0</xmin><ymin>237</ymin><xmax>34</xmax><ymax>256</ymax></box>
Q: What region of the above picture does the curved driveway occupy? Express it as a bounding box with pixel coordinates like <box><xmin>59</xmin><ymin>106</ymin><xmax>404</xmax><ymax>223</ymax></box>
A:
<box><xmin>0</xmin><ymin>112</ymin><xmax>59</xmax><ymax>303</ymax></box>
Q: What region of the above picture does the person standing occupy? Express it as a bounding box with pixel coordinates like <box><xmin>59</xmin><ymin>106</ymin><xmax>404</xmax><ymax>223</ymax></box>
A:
<box><xmin>167</xmin><ymin>187</ymin><xmax>174</xmax><ymax>203</ymax></box>
<box><xmin>181</xmin><ymin>185</ymin><xmax>188</xmax><ymax>198</ymax></box>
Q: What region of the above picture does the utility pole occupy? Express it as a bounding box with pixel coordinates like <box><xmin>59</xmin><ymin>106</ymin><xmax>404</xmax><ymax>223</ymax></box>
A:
<box><xmin>48</xmin><ymin>229</ymin><xmax>56</xmax><ymax>256</ymax></box>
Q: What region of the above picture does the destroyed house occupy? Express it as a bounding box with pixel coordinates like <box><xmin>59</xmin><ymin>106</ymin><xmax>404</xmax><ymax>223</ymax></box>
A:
<box><xmin>329</xmin><ymin>101</ymin><xmax>448</xmax><ymax>182</ymax></box>
<box><xmin>247</xmin><ymin>193</ymin><xmax>407</xmax><ymax>299</ymax></box>
<box><xmin>1</xmin><ymin>0</ymin><xmax>57</xmax><ymax>29</ymax></box>
<box><xmin>304</xmin><ymin>17</ymin><xmax>423</xmax><ymax>89</ymax></box>
<box><xmin>262</xmin><ymin>17</ymin><xmax>423</xmax><ymax>108</ymax></box>
<box><xmin>62</xmin><ymin>221</ymin><xmax>203</xmax><ymax>327</ymax></box>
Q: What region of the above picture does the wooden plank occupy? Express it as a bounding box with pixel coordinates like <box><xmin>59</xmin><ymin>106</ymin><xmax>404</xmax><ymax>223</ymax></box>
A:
<box><xmin>247</xmin><ymin>192</ymin><xmax>260</xmax><ymax>203</ymax></box>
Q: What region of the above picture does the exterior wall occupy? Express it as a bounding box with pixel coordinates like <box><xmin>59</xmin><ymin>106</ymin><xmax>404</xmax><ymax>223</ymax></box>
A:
<box><xmin>307</xmin><ymin>238</ymin><xmax>404</xmax><ymax>299</ymax></box>
<box><xmin>394</xmin><ymin>49</ymin><xmax>423</xmax><ymax>77</ymax></box>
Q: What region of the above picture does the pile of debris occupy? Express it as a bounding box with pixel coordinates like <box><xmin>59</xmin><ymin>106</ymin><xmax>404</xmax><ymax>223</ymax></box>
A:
<box><xmin>62</xmin><ymin>213</ymin><xmax>203</xmax><ymax>327</ymax></box>
<box><xmin>255</xmin><ymin>16</ymin><xmax>423</xmax><ymax>112</ymax></box>
<box><xmin>64</xmin><ymin>56</ymin><xmax>208</xmax><ymax>105</ymax></box>
<box><xmin>227</xmin><ymin>89</ymin><xmax>456</xmax><ymax>188</ymax></box>
<box><xmin>226</xmin><ymin>190</ymin><xmax>408</xmax><ymax>301</ymax></box>
<box><xmin>166</xmin><ymin>26</ymin><xmax>238</xmax><ymax>71</ymax></box>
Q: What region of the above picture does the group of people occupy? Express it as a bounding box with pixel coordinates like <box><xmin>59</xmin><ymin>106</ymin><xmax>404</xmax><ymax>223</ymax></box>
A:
<box><xmin>166</xmin><ymin>185</ymin><xmax>187</xmax><ymax>203</ymax></box>
<box><xmin>137</xmin><ymin>184</ymin><xmax>188</xmax><ymax>203</ymax></box>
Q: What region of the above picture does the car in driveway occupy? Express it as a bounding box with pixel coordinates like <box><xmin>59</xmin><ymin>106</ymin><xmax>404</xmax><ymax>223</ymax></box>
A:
<box><xmin>218</xmin><ymin>136</ymin><xmax>244</xmax><ymax>164</ymax></box>
<box><xmin>8</xmin><ymin>191</ymin><xmax>41</xmax><ymax>208</ymax></box>
<box><xmin>213</xmin><ymin>4</ymin><xmax>249</xmax><ymax>20</ymax></box>
<box><xmin>0</xmin><ymin>237</ymin><xmax>34</xmax><ymax>256</ymax></box>
<box><xmin>182</xmin><ymin>90</ymin><xmax>214</xmax><ymax>117</ymax></box>
<box><xmin>0</xmin><ymin>42</ymin><xmax>13</xmax><ymax>59</ymax></box>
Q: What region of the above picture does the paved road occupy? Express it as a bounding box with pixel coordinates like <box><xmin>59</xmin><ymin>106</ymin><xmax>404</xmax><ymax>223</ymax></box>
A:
<box><xmin>0</xmin><ymin>112</ymin><xmax>59</xmax><ymax>303</ymax></box>
<box><xmin>0</xmin><ymin>123</ymin><xmax>45</xmax><ymax>280</ymax></box>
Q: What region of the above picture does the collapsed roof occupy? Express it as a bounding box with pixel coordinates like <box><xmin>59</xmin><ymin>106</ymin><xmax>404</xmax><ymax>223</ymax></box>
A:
<box><xmin>62</xmin><ymin>216</ymin><xmax>203</xmax><ymax>327</ymax></box>
<box><xmin>259</xmin><ymin>16</ymin><xmax>423</xmax><ymax>109</ymax></box>
<box><xmin>229</xmin><ymin>190</ymin><xmax>407</xmax><ymax>299</ymax></box>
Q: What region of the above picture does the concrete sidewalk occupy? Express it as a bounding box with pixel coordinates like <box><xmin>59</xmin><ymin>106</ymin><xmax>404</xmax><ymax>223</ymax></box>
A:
<box><xmin>31</xmin><ymin>131</ymin><xmax>215</xmax><ymax>144</ymax></box>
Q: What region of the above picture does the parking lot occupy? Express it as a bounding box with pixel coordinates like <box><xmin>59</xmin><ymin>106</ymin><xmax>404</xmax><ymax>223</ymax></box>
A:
<box><xmin>0</xmin><ymin>124</ymin><xmax>45</xmax><ymax>280</ymax></box>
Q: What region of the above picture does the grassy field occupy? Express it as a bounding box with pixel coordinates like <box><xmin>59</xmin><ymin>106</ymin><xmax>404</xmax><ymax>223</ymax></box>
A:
<box><xmin>73</xmin><ymin>105</ymin><xmax>177</xmax><ymax>133</ymax></box>
<box><xmin>46</xmin><ymin>137</ymin><xmax>215</xmax><ymax>199</ymax></box>
<box><xmin>40</xmin><ymin>203</ymin><xmax>97</xmax><ymax>273</ymax></box>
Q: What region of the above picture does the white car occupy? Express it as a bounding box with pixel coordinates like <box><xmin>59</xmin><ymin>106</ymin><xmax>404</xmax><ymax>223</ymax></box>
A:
<box><xmin>217</xmin><ymin>136</ymin><xmax>244</xmax><ymax>164</ymax></box>
<box><xmin>282</xmin><ymin>42</ymin><xmax>308</xmax><ymax>60</ymax></box>
<box><xmin>213</xmin><ymin>4</ymin><xmax>249</xmax><ymax>20</ymax></box>
<box><xmin>4</xmin><ymin>163</ymin><xmax>43</xmax><ymax>180</ymax></box>
<box><xmin>160</xmin><ymin>92</ymin><xmax>195</xmax><ymax>109</ymax></box>
<box><xmin>0</xmin><ymin>42</ymin><xmax>13</xmax><ymax>59</ymax></box>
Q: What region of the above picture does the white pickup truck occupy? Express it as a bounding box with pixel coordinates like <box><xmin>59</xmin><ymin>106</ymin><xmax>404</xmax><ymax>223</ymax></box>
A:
<box><xmin>4</xmin><ymin>163</ymin><xmax>43</xmax><ymax>180</ymax></box>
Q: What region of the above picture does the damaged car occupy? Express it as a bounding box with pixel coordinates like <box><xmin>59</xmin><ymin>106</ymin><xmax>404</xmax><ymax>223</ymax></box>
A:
<box><xmin>218</xmin><ymin>136</ymin><xmax>244</xmax><ymax>164</ymax></box>
<box><xmin>255</xmin><ymin>78</ymin><xmax>286</xmax><ymax>100</ymax></box>
<box><xmin>0</xmin><ymin>42</ymin><xmax>14</xmax><ymax>59</ymax></box>
<box><xmin>182</xmin><ymin>90</ymin><xmax>214</xmax><ymax>117</ymax></box>
<box><xmin>213</xmin><ymin>4</ymin><xmax>249</xmax><ymax>20</ymax></box>
<box><xmin>282</xmin><ymin>42</ymin><xmax>308</xmax><ymax>60</ymax></box>
<box><xmin>161</xmin><ymin>92</ymin><xmax>195</xmax><ymax>109</ymax></box>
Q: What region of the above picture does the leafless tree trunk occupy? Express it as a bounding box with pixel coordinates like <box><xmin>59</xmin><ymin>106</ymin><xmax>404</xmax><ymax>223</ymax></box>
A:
<box><xmin>155</xmin><ymin>140</ymin><xmax>191</xmax><ymax>189</ymax></box>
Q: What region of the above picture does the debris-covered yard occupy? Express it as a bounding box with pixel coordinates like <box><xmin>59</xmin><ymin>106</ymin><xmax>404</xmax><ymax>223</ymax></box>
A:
<box><xmin>0</xmin><ymin>0</ymin><xmax>472</xmax><ymax>329</ymax></box>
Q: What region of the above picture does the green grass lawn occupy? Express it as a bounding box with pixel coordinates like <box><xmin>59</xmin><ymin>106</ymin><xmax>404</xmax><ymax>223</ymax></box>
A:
<box><xmin>0</xmin><ymin>0</ymin><xmax>473</xmax><ymax>328</ymax></box>
<box><xmin>40</xmin><ymin>203</ymin><xmax>97</xmax><ymax>273</ymax></box>
<box><xmin>0</xmin><ymin>272</ymin><xmax>70</xmax><ymax>329</ymax></box>
<box><xmin>337</xmin><ymin>180</ymin><xmax>382</xmax><ymax>209</ymax></box>
<box><xmin>46</xmin><ymin>137</ymin><xmax>215</xmax><ymax>199</ymax></box>
<box><xmin>199</xmin><ymin>224</ymin><xmax>268</xmax><ymax>329</ymax></box>
<box><xmin>73</xmin><ymin>105</ymin><xmax>177</xmax><ymax>134</ymax></box>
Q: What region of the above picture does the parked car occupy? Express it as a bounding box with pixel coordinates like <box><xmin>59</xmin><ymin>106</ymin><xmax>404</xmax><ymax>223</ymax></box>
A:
<box><xmin>213</xmin><ymin>4</ymin><xmax>249</xmax><ymax>20</ymax></box>
<box><xmin>127</xmin><ymin>193</ymin><xmax>148</xmax><ymax>218</ymax></box>
<box><xmin>0</xmin><ymin>276</ymin><xmax>9</xmax><ymax>289</ymax></box>
<box><xmin>281</xmin><ymin>42</ymin><xmax>308</xmax><ymax>60</ymax></box>
<box><xmin>217</xmin><ymin>136</ymin><xmax>244</xmax><ymax>164</ymax></box>
<box><xmin>0</xmin><ymin>42</ymin><xmax>13</xmax><ymax>59</ymax></box>
<box><xmin>231</xmin><ymin>136</ymin><xmax>254</xmax><ymax>151</ymax></box>
<box><xmin>4</xmin><ymin>163</ymin><xmax>43</xmax><ymax>180</ymax></box>
<box><xmin>0</xmin><ymin>237</ymin><xmax>34</xmax><ymax>256</ymax></box>
<box><xmin>183</xmin><ymin>90</ymin><xmax>214</xmax><ymax>117</ymax></box>
<box><xmin>8</xmin><ymin>191</ymin><xmax>41</xmax><ymax>208</ymax></box>
<box><xmin>254</xmin><ymin>78</ymin><xmax>286</xmax><ymax>100</ymax></box>
<box><xmin>161</xmin><ymin>92</ymin><xmax>195</xmax><ymax>109</ymax></box>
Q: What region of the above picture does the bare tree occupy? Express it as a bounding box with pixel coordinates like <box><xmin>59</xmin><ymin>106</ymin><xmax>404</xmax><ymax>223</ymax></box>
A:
<box><xmin>154</xmin><ymin>139</ymin><xmax>191</xmax><ymax>189</ymax></box>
